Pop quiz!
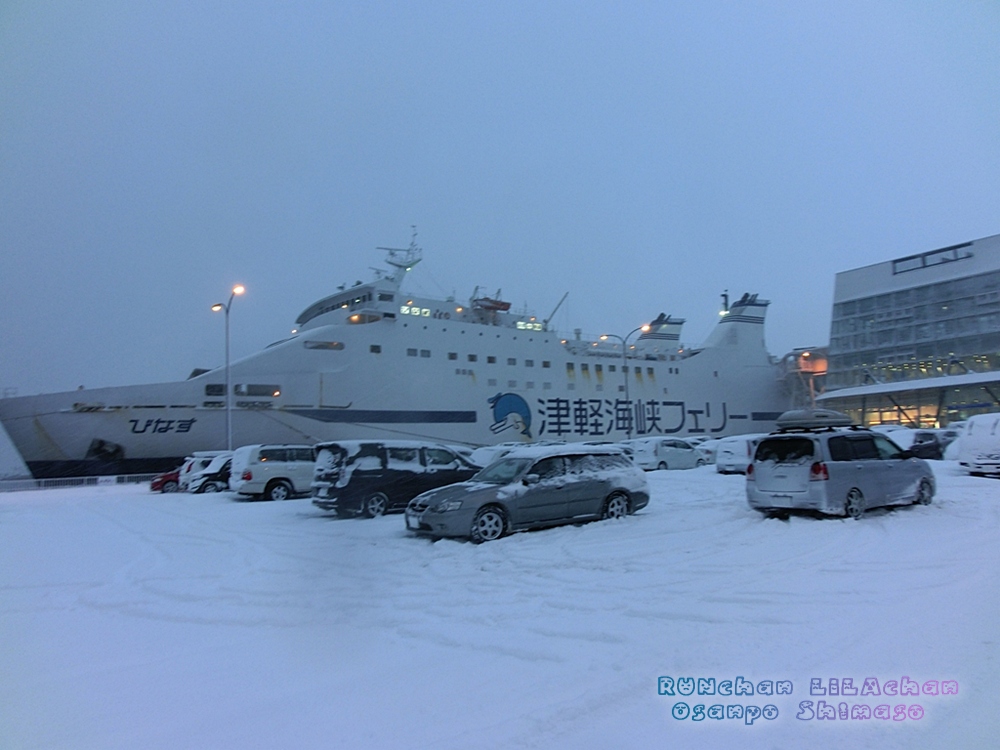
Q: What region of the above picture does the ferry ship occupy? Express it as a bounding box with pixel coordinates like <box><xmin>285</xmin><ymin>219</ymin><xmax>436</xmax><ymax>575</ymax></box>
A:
<box><xmin>0</xmin><ymin>240</ymin><xmax>790</xmax><ymax>478</ymax></box>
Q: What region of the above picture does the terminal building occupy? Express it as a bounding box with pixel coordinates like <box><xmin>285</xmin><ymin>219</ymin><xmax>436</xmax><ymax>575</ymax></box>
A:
<box><xmin>817</xmin><ymin>232</ymin><xmax>1000</xmax><ymax>427</ymax></box>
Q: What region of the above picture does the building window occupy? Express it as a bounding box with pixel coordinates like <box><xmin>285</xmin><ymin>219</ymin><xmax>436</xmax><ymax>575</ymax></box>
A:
<box><xmin>542</xmin><ymin>361</ymin><xmax>551</xmax><ymax>368</ymax></box>
<box><xmin>407</xmin><ymin>348</ymin><xmax>418</xmax><ymax>357</ymax></box>
<box><xmin>468</xmin><ymin>354</ymin><xmax>478</xmax><ymax>362</ymax></box>
<box><xmin>487</xmin><ymin>356</ymin><xmax>497</xmax><ymax>364</ymax></box>
<box><xmin>525</xmin><ymin>359</ymin><xmax>534</xmax><ymax>367</ymax></box>
<box><xmin>508</xmin><ymin>380</ymin><xmax>517</xmax><ymax>387</ymax></box>
<box><xmin>205</xmin><ymin>384</ymin><xmax>225</xmax><ymax>396</ymax></box>
<box><xmin>488</xmin><ymin>378</ymin><xmax>497</xmax><ymax>386</ymax></box>
<box><xmin>507</xmin><ymin>357</ymin><xmax>517</xmax><ymax>366</ymax></box>
<box><xmin>370</xmin><ymin>344</ymin><xmax>381</xmax><ymax>353</ymax></box>
<box><xmin>566</xmin><ymin>363</ymin><xmax>575</xmax><ymax>375</ymax></box>
<box><xmin>420</xmin><ymin>349</ymin><xmax>431</xmax><ymax>358</ymax></box>
<box><xmin>448</xmin><ymin>352</ymin><xmax>458</xmax><ymax>360</ymax></box>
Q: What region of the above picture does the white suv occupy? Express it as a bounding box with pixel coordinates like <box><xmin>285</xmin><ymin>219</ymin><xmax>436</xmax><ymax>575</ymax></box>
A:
<box><xmin>231</xmin><ymin>444</ymin><xmax>316</xmax><ymax>501</ymax></box>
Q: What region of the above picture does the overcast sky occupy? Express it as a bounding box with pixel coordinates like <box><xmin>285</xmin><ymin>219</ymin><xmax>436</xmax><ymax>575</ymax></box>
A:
<box><xmin>2</xmin><ymin>1</ymin><xmax>999</xmax><ymax>398</ymax></box>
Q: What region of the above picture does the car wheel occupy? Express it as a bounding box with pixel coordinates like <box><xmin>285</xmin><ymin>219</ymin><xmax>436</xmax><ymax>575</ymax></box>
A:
<box><xmin>363</xmin><ymin>492</ymin><xmax>389</xmax><ymax>518</ymax></box>
<box><xmin>695</xmin><ymin>459</ymin><xmax>706</xmax><ymax>468</ymax></box>
<box><xmin>915</xmin><ymin>479</ymin><xmax>933</xmax><ymax>506</ymax></box>
<box><xmin>266</xmin><ymin>481</ymin><xmax>292</xmax><ymax>502</ymax></box>
<box><xmin>657</xmin><ymin>461</ymin><xmax>668</xmax><ymax>471</ymax></box>
<box><xmin>470</xmin><ymin>506</ymin><xmax>506</xmax><ymax>543</ymax></box>
<box><xmin>161</xmin><ymin>480</ymin><xmax>178</xmax><ymax>493</ymax></box>
<box><xmin>602</xmin><ymin>492</ymin><xmax>630</xmax><ymax>520</ymax></box>
<box><xmin>844</xmin><ymin>488</ymin><xmax>865</xmax><ymax>519</ymax></box>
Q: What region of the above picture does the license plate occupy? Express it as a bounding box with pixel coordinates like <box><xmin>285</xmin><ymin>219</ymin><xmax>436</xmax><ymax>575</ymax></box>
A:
<box><xmin>406</xmin><ymin>512</ymin><xmax>418</xmax><ymax>529</ymax></box>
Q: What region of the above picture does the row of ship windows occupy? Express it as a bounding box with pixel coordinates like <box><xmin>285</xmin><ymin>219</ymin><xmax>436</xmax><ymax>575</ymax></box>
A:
<box><xmin>304</xmin><ymin>340</ymin><xmax>678</xmax><ymax>377</ymax></box>
<box><xmin>400</xmin><ymin>348</ymin><xmax>657</xmax><ymax>376</ymax></box>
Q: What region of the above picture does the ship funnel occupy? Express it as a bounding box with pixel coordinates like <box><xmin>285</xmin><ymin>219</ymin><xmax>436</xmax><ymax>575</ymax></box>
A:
<box><xmin>638</xmin><ymin>312</ymin><xmax>685</xmax><ymax>343</ymax></box>
<box><xmin>699</xmin><ymin>292</ymin><xmax>770</xmax><ymax>350</ymax></box>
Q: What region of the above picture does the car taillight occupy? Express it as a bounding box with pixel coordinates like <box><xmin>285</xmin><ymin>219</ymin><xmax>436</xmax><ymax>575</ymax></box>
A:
<box><xmin>241</xmin><ymin>470</ymin><xmax>252</xmax><ymax>481</ymax></box>
<box><xmin>746</xmin><ymin>463</ymin><xmax>754</xmax><ymax>478</ymax></box>
<box><xmin>809</xmin><ymin>462</ymin><xmax>829</xmax><ymax>481</ymax></box>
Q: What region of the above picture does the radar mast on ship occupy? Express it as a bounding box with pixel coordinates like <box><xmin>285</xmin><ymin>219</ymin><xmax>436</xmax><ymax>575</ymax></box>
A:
<box><xmin>374</xmin><ymin>226</ymin><xmax>423</xmax><ymax>287</ymax></box>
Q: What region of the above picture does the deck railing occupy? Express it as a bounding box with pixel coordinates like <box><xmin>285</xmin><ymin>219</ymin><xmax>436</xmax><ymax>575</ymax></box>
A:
<box><xmin>0</xmin><ymin>474</ymin><xmax>159</xmax><ymax>494</ymax></box>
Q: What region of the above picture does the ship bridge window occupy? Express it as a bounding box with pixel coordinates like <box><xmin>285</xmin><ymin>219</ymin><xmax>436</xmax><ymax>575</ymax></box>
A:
<box><xmin>379</xmin><ymin>293</ymin><xmax>394</xmax><ymax>302</ymax></box>
<box><xmin>205</xmin><ymin>384</ymin><xmax>225</xmax><ymax>396</ymax></box>
<box><xmin>304</xmin><ymin>341</ymin><xmax>345</xmax><ymax>350</ymax></box>
<box><xmin>235</xmin><ymin>384</ymin><xmax>281</xmax><ymax>397</ymax></box>
<box><xmin>400</xmin><ymin>305</ymin><xmax>431</xmax><ymax>317</ymax></box>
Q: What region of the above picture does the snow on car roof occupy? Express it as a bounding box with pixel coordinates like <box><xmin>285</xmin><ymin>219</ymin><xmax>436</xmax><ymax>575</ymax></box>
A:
<box><xmin>496</xmin><ymin>443</ymin><xmax>627</xmax><ymax>461</ymax></box>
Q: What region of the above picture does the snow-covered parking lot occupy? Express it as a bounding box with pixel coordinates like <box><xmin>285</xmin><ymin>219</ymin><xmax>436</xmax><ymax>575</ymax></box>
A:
<box><xmin>1</xmin><ymin>462</ymin><xmax>998</xmax><ymax>749</ymax></box>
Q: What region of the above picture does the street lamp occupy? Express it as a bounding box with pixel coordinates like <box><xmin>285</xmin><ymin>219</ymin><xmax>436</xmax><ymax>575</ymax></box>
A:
<box><xmin>600</xmin><ymin>323</ymin><xmax>650</xmax><ymax>440</ymax></box>
<box><xmin>212</xmin><ymin>284</ymin><xmax>245</xmax><ymax>451</ymax></box>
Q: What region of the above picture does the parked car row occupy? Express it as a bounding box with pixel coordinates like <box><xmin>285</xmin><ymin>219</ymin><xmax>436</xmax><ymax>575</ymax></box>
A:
<box><xmin>151</xmin><ymin>407</ymin><xmax>994</xmax><ymax>531</ymax></box>
<box><xmin>149</xmin><ymin>439</ymin><xmax>651</xmax><ymax>543</ymax></box>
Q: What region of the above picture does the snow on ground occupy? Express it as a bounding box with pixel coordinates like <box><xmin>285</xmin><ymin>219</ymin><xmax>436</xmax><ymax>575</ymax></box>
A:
<box><xmin>1</xmin><ymin>462</ymin><xmax>998</xmax><ymax>749</ymax></box>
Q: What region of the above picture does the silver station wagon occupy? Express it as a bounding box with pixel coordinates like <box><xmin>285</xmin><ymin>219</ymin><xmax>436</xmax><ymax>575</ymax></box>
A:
<box><xmin>406</xmin><ymin>445</ymin><xmax>650</xmax><ymax>542</ymax></box>
<box><xmin>746</xmin><ymin>411</ymin><xmax>935</xmax><ymax>519</ymax></box>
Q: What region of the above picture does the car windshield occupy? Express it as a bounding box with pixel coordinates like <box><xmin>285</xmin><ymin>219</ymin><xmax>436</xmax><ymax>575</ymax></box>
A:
<box><xmin>472</xmin><ymin>458</ymin><xmax>534</xmax><ymax>484</ymax></box>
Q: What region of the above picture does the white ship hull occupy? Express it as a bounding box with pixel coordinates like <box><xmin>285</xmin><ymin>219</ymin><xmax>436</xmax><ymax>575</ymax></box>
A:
<box><xmin>0</xmin><ymin>243</ymin><xmax>789</xmax><ymax>477</ymax></box>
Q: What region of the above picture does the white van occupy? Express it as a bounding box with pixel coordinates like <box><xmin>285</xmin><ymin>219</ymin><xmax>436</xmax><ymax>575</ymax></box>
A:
<box><xmin>230</xmin><ymin>444</ymin><xmax>316</xmax><ymax>500</ymax></box>
<box><xmin>178</xmin><ymin>451</ymin><xmax>227</xmax><ymax>491</ymax></box>
<box><xmin>958</xmin><ymin>414</ymin><xmax>1000</xmax><ymax>476</ymax></box>
<box><xmin>187</xmin><ymin>452</ymin><xmax>233</xmax><ymax>493</ymax></box>
<box><xmin>715</xmin><ymin>434</ymin><xmax>767</xmax><ymax>474</ymax></box>
<box><xmin>626</xmin><ymin>437</ymin><xmax>706</xmax><ymax>471</ymax></box>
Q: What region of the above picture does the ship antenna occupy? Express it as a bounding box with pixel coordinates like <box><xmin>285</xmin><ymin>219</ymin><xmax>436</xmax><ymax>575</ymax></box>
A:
<box><xmin>376</xmin><ymin>226</ymin><xmax>423</xmax><ymax>286</ymax></box>
<box><xmin>543</xmin><ymin>291</ymin><xmax>569</xmax><ymax>331</ymax></box>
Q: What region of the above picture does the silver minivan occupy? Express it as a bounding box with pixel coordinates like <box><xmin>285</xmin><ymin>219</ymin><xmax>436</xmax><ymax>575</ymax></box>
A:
<box><xmin>746</xmin><ymin>423</ymin><xmax>935</xmax><ymax>519</ymax></box>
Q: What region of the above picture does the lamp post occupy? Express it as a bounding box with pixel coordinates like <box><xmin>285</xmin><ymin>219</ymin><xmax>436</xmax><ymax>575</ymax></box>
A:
<box><xmin>600</xmin><ymin>324</ymin><xmax>650</xmax><ymax>440</ymax></box>
<box><xmin>212</xmin><ymin>284</ymin><xmax>245</xmax><ymax>451</ymax></box>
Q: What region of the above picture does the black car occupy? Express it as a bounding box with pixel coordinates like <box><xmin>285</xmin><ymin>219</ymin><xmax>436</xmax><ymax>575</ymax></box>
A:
<box><xmin>311</xmin><ymin>440</ymin><xmax>479</xmax><ymax>517</ymax></box>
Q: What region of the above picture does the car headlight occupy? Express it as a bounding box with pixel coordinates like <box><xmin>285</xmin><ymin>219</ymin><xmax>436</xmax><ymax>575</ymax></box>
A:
<box><xmin>434</xmin><ymin>499</ymin><xmax>463</xmax><ymax>513</ymax></box>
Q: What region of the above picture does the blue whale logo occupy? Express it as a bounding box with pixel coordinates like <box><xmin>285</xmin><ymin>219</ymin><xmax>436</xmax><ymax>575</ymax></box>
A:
<box><xmin>488</xmin><ymin>392</ymin><xmax>532</xmax><ymax>439</ymax></box>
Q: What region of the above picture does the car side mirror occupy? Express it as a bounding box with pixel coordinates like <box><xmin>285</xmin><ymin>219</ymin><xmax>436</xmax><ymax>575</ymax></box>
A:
<box><xmin>898</xmin><ymin>449</ymin><xmax>915</xmax><ymax>460</ymax></box>
<box><xmin>523</xmin><ymin>473</ymin><xmax>540</xmax><ymax>485</ymax></box>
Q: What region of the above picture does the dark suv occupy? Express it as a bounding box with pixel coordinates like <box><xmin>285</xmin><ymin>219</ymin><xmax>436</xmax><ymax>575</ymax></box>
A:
<box><xmin>311</xmin><ymin>440</ymin><xmax>479</xmax><ymax>517</ymax></box>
